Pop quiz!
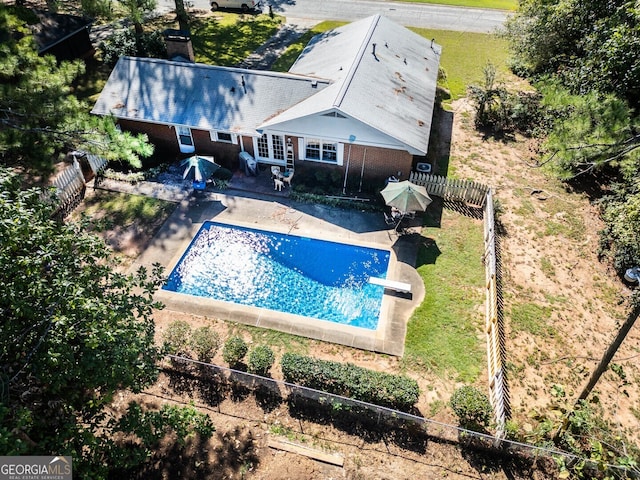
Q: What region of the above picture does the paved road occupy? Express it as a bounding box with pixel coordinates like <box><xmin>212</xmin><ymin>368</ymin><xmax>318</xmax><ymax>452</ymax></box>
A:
<box><xmin>159</xmin><ymin>0</ymin><xmax>509</xmax><ymax>33</ymax></box>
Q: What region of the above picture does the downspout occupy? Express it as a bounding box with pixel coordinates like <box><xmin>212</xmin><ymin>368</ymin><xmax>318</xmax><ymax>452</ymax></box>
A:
<box><xmin>342</xmin><ymin>144</ymin><xmax>352</xmax><ymax>195</ymax></box>
<box><xmin>358</xmin><ymin>148</ymin><xmax>367</xmax><ymax>193</ymax></box>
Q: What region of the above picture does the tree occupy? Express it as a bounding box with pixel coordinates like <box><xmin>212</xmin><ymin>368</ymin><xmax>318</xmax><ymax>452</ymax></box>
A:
<box><xmin>504</xmin><ymin>0</ymin><xmax>640</xmax><ymax>107</ymax></box>
<box><xmin>0</xmin><ymin>167</ymin><xmax>212</xmax><ymax>476</ymax></box>
<box><xmin>0</xmin><ymin>6</ymin><xmax>152</xmax><ymax>176</ymax></box>
<box><xmin>118</xmin><ymin>0</ymin><xmax>157</xmax><ymax>36</ymax></box>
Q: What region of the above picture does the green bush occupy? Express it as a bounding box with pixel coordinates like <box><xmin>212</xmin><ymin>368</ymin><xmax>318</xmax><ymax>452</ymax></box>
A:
<box><xmin>162</xmin><ymin>320</ymin><xmax>192</xmax><ymax>355</ymax></box>
<box><xmin>100</xmin><ymin>29</ymin><xmax>167</xmax><ymax>67</ymax></box>
<box><xmin>247</xmin><ymin>345</ymin><xmax>275</xmax><ymax>376</ymax></box>
<box><xmin>189</xmin><ymin>326</ymin><xmax>220</xmax><ymax>362</ymax></box>
<box><xmin>222</xmin><ymin>336</ymin><xmax>248</xmax><ymax>367</ymax></box>
<box><xmin>449</xmin><ymin>385</ymin><xmax>493</xmax><ymax>431</ymax></box>
<box><xmin>281</xmin><ymin>353</ymin><xmax>420</xmax><ymax>411</ymax></box>
<box><xmin>213</xmin><ymin>167</ymin><xmax>233</xmax><ymax>181</ymax></box>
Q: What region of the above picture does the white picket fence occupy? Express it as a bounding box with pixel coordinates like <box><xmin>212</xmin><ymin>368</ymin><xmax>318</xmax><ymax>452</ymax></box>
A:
<box><xmin>483</xmin><ymin>190</ymin><xmax>507</xmax><ymax>442</ymax></box>
<box><xmin>50</xmin><ymin>154</ymin><xmax>107</xmax><ymax>216</ymax></box>
<box><xmin>409</xmin><ymin>172</ymin><xmax>490</xmax><ymax>207</ymax></box>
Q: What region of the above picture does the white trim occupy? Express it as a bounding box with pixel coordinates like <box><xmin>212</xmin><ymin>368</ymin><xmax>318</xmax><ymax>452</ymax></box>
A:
<box><xmin>253</xmin><ymin>133</ymin><xmax>286</xmax><ymax>163</ymax></box>
<box><xmin>209</xmin><ymin>130</ymin><xmax>237</xmax><ymax>144</ymax></box>
<box><xmin>297</xmin><ymin>138</ymin><xmax>304</xmax><ymax>161</ymax></box>
<box><xmin>301</xmin><ymin>137</ymin><xmax>342</xmax><ymax>165</ymax></box>
<box><xmin>176</xmin><ymin>126</ymin><xmax>195</xmax><ymax>154</ymax></box>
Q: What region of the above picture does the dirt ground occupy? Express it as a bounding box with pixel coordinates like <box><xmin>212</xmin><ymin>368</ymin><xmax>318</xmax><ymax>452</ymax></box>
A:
<box><xmin>80</xmin><ymin>95</ymin><xmax>640</xmax><ymax>479</ymax></box>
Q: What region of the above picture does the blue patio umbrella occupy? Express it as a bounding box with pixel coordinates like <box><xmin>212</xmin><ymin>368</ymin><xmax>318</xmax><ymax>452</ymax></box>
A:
<box><xmin>181</xmin><ymin>155</ymin><xmax>220</xmax><ymax>182</ymax></box>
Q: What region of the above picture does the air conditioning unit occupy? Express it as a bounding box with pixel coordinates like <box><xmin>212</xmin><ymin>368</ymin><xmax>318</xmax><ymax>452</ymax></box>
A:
<box><xmin>416</xmin><ymin>162</ymin><xmax>432</xmax><ymax>174</ymax></box>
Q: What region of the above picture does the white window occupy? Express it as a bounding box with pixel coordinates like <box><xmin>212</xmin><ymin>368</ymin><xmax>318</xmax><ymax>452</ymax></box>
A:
<box><xmin>254</xmin><ymin>133</ymin><xmax>285</xmax><ymax>162</ymax></box>
<box><xmin>176</xmin><ymin>126</ymin><xmax>195</xmax><ymax>153</ymax></box>
<box><xmin>304</xmin><ymin>138</ymin><xmax>338</xmax><ymax>163</ymax></box>
<box><xmin>210</xmin><ymin>131</ymin><xmax>237</xmax><ymax>144</ymax></box>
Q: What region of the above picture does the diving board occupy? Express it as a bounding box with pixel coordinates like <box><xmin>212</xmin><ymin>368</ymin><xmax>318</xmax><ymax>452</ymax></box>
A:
<box><xmin>368</xmin><ymin>277</ymin><xmax>412</xmax><ymax>294</ymax></box>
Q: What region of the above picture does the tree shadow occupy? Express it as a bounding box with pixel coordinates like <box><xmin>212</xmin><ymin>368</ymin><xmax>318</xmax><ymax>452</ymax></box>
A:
<box><xmin>197</xmin><ymin>365</ymin><xmax>229</xmax><ymax>407</ymax></box>
<box><xmin>115</xmin><ymin>428</ymin><xmax>259</xmax><ymax>480</ymax></box>
<box><xmin>286</xmin><ymin>394</ymin><xmax>429</xmax><ymax>455</ymax></box>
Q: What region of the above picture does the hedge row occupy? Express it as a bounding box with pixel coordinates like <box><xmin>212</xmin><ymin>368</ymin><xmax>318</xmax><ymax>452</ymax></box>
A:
<box><xmin>281</xmin><ymin>353</ymin><xmax>420</xmax><ymax>412</ymax></box>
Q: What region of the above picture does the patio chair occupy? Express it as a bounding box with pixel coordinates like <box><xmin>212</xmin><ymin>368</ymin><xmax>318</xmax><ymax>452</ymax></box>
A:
<box><xmin>384</xmin><ymin>211</ymin><xmax>397</xmax><ymax>226</ymax></box>
<box><xmin>282</xmin><ymin>170</ymin><xmax>294</xmax><ymax>187</ymax></box>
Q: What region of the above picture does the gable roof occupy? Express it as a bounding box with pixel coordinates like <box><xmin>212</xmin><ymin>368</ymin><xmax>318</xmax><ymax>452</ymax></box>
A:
<box><xmin>91</xmin><ymin>57</ymin><xmax>330</xmax><ymax>135</ymax></box>
<box><xmin>263</xmin><ymin>15</ymin><xmax>442</xmax><ymax>155</ymax></box>
<box><xmin>91</xmin><ymin>16</ymin><xmax>441</xmax><ymax>154</ymax></box>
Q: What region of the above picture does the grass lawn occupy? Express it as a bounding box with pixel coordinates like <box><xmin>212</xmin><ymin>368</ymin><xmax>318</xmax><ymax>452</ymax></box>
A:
<box><xmin>402</xmin><ymin>209</ymin><xmax>486</xmax><ymax>382</ymax></box>
<box><xmin>401</xmin><ymin>0</ymin><xmax>517</xmax><ymax>10</ymax></box>
<box><xmin>189</xmin><ymin>13</ymin><xmax>284</xmax><ymax>65</ymax></box>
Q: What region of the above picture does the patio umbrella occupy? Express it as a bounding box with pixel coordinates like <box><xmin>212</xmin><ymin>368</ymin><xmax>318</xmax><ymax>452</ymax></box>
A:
<box><xmin>181</xmin><ymin>155</ymin><xmax>220</xmax><ymax>182</ymax></box>
<box><xmin>381</xmin><ymin>180</ymin><xmax>432</xmax><ymax>213</ymax></box>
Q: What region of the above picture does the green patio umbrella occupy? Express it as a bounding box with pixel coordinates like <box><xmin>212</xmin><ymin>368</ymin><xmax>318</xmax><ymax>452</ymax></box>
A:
<box><xmin>381</xmin><ymin>180</ymin><xmax>432</xmax><ymax>213</ymax></box>
<box><xmin>181</xmin><ymin>155</ymin><xmax>220</xmax><ymax>182</ymax></box>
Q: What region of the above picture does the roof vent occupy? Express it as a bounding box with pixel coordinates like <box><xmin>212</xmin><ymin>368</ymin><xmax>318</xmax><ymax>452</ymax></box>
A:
<box><xmin>311</xmin><ymin>80</ymin><xmax>318</xmax><ymax>88</ymax></box>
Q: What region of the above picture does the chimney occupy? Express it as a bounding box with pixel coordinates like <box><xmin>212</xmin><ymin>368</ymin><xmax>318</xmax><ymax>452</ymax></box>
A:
<box><xmin>163</xmin><ymin>29</ymin><xmax>195</xmax><ymax>62</ymax></box>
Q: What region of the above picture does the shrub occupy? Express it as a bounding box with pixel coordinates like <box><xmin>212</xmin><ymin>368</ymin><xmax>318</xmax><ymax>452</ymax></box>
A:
<box><xmin>100</xmin><ymin>29</ymin><xmax>167</xmax><ymax>67</ymax></box>
<box><xmin>190</xmin><ymin>326</ymin><xmax>220</xmax><ymax>362</ymax></box>
<box><xmin>280</xmin><ymin>353</ymin><xmax>420</xmax><ymax>411</ymax></box>
<box><xmin>222</xmin><ymin>336</ymin><xmax>248</xmax><ymax>367</ymax></box>
<box><xmin>449</xmin><ymin>385</ymin><xmax>493</xmax><ymax>431</ymax></box>
<box><xmin>162</xmin><ymin>320</ymin><xmax>192</xmax><ymax>355</ymax></box>
<box><xmin>247</xmin><ymin>345</ymin><xmax>275</xmax><ymax>376</ymax></box>
<box><xmin>213</xmin><ymin>167</ymin><xmax>233</xmax><ymax>181</ymax></box>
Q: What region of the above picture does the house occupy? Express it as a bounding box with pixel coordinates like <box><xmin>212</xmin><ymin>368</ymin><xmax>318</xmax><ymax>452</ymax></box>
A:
<box><xmin>31</xmin><ymin>10</ymin><xmax>94</xmax><ymax>61</ymax></box>
<box><xmin>91</xmin><ymin>15</ymin><xmax>441</xmax><ymax>186</ymax></box>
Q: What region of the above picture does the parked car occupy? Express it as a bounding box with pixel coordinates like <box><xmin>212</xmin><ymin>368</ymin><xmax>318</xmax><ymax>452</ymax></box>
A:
<box><xmin>210</xmin><ymin>0</ymin><xmax>260</xmax><ymax>12</ymax></box>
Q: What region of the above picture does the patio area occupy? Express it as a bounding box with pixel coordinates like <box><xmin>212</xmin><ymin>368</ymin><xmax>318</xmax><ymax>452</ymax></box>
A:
<box><xmin>122</xmin><ymin>186</ymin><xmax>425</xmax><ymax>356</ymax></box>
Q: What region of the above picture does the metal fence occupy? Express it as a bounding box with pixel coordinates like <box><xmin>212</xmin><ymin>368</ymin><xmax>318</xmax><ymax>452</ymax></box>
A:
<box><xmin>161</xmin><ymin>355</ymin><xmax>636</xmax><ymax>477</ymax></box>
<box><xmin>408</xmin><ymin>172</ymin><xmax>490</xmax><ymax>207</ymax></box>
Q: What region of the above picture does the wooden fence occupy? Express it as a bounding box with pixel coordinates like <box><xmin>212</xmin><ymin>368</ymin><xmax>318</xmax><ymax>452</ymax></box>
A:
<box><xmin>50</xmin><ymin>154</ymin><xmax>107</xmax><ymax>217</ymax></box>
<box><xmin>410</xmin><ymin>171</ymin><xmax>507</xmax><ymax>441</ymax></box>
<box><xmin>483</xmin><ymin>189</ymin><xmax>508</xmax><ymax>442</ymax></box>
<box><xmin>408</xmin><ymin>171</ymin><xmax>490</xmax><ymax>207</ymax></box>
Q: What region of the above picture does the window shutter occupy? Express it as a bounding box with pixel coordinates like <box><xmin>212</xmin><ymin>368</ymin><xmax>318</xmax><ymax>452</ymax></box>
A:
<box><xmin>297</xmin><ymin>138</ymin><xmax>305</xmax><ymax>161</ymax></box>
<box><xmin>337</xmin><ymin>143</ymin><xmax>345</xmax><ymax>166</ymax></box>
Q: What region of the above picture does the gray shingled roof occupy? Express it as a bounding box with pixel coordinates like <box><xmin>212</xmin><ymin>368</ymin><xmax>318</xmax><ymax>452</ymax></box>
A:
<box><xmin>90</xmin><ymin>57</ymin><xmax>330</xmax><ymax>135</ymax></box>
<box><xmin>267</xmin><ymin>15</ymin><xmax>442</xmax><ymax>155</ymax></box>
<box><xmin>92</xmin><ymin>16</ymin><xmax>440</xmax><ymax>155</ymax></box>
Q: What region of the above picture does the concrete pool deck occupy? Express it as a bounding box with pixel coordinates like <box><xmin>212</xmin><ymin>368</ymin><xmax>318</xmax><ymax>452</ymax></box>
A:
<box><xmin>124</xmin><ymin>186</ymin><xmax>425</xmax><ymax>356</ymax></box>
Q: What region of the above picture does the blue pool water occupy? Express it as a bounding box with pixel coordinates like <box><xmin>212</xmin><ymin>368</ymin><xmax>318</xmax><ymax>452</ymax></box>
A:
<box><xmin>163</xmin><ymin>222</ymin><xmax>390</xmax><ymax>329</ymax></box>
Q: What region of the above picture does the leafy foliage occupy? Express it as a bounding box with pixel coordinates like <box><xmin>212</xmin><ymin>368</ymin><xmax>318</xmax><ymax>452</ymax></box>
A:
<box><xmin>0</xmin><ymin>167</ymin><xmax>183</xmax><ymax>475</ymax></box>
<box><xmin>99</xmin><ymin>29</ymin><xmax>167</xmax><ymax>67</ymax></box>
<box><xmin>468</xmin><ymin>62</ymin><xmax>545</xmax><ymax>137</ymax></box>
<box><xmin>554</xmin><ymin>401</ymin><xmax>640</xmax><ymax>478</ymax></box>
<box><xmin>162</xmin><ymin>320</ymin><xmax>192</xmax><ymax>355</ymax></box>
<box><xmin>0</xmin><ymin>5</ymin><xmax>153</xmax><ymax>174</ymax></box>
<box><xmin>247</xmin><ymin>345</ymin><xmax>275</xmax><ymax>376</ymax></box>
<box><xmin>281</xmin><ymin>353</ymin><xmax>420</xmax><ymax>411</ymax></box>
<box><xmin>449</xmin><ymin>385</ymin><xmax>493</xmax><ymax>432</ymax></box>
<box><xmin>504</xmin><ymin>0</ymin><xmax>640</xmax><ymax>107</ymax></box>
<box><xmin>190</xmin><ymin>326</ymin><xmax>221</xmax><ymax>362</ymax></box>
<box><xmin>222</xmin><ymin>335</ymin><xmax>248</xmax><ymax>367</ymax></box>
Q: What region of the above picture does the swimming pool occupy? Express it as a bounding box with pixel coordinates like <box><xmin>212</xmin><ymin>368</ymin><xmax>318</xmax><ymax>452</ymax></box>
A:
<box><xmin>163</xmin><ymin>221</ymin><xmax>390</xmax><ymax>329</ymax></box>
